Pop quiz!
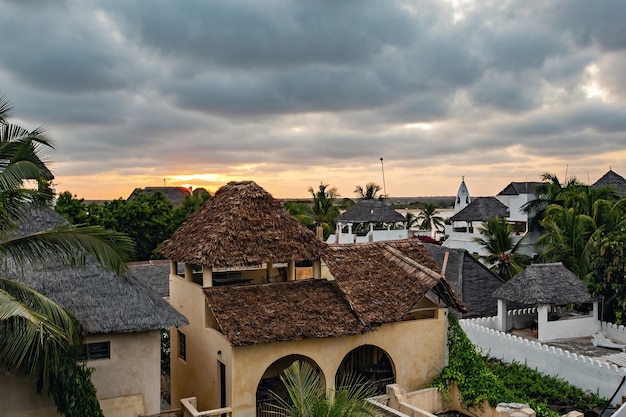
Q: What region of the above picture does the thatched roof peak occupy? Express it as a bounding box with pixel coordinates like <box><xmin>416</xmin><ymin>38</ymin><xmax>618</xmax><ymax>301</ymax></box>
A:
<box><xmin>492</xmin><ymin>262</ymin><xmax>594</xmax><ymax>305</ymax></box>
<box><xmin>159</xmin><ymin>181</ymin><xmax>325</xmax><ymax>268</ymax></box>
<box><xmin>336</xmin><ymin>199</ymin><xmax>407</xmax><ymax>224</ymax></box>
<box><xmin>3</xmin><ymin>208</ymin><xmax>188</xmax><ymax>334</ymax></box>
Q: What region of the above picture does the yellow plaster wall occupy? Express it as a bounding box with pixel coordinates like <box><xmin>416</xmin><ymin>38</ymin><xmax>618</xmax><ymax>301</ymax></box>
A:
<box><xmin>170</xmin><ymin>269</ymin><xmax>450</xmax><ymax>417</ymax></box>
<box><xmin>170</xmin><ymin>273</ymin><xmax>234</xmax><ymax>412</ymax></box>
<box><xmin>0</xmin><ymin>331</ymin><xmax>160</xmax><ymax>417</ymax></box>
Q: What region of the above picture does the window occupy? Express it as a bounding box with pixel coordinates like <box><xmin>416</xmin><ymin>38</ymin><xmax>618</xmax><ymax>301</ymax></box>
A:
<box><xmin>179</xmin><ymin>330</ymin><xmax>186</xmax><ymax>361</ymax></box>
<box><xmin>80</xmin><ymin>341</ymin><xmax>110</xmax><ymax>361</ymax></box>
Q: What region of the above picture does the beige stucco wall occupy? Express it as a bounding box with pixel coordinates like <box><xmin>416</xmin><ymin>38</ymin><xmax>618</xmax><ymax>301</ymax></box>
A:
<box><xmin>0</xmin><ymin>330</ymin><xmax>161</xmax><ymax>417</ymax></box>
<box><xmin>169</xmin><ymin>272</ymin><xmax>450</xmax><ymax>417</ymax></box>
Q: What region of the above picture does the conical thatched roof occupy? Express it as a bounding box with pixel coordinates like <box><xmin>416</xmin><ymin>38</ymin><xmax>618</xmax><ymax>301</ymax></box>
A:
<box><xmin>204</xmin><ymin>279</ymin><xmax>367</xmax><ymax>346</ymax></box>
<box><xmin>592</xmin><ymin>169</ymin><xmax>626</xmax><ymax>197</ymax></box>
<box><xmin>159</xmin><ymin>181</ymin><xmax>326</xmax><ymax>268</ymax></box>
<box><xmin>449</xmin><ymin>197</ymin><xmax>508</xmax><ymax>222</ymax></box>
<box><xmin>492</xmin><ymin>262</ymin><xmax>594</xmax><ymax>305</ymax></box>
<box><xmin>323</xmin><ymin>240</ymin><xmax>467</xmax><ymax>325</ymax></box>
<box><xmin>336</xmin><ymin>199</ymin><xmax>407</xmax><ymax>224</ymax></box>
<box><xmin>2</xmin><ymin>208</ymin><xmax>188</xmax><ymax>334</ymax></box>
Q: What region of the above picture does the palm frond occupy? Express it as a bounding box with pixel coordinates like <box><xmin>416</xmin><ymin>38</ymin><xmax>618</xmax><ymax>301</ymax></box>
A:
<box><xmin>0</xmin><ymin>223</ymin><xmax>134</xmax><ymax>276</ymax></box>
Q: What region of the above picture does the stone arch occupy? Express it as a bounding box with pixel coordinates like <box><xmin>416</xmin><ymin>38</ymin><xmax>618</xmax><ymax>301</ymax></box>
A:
<box><xmin>256</xmin><ymin>354</ymin><xmax>324</xmax><ymax>416</ymax></box>
<box><xmin>335</xmin><ymin>344</ymin><xmax>395</xmax><ymax>395</ymax></box>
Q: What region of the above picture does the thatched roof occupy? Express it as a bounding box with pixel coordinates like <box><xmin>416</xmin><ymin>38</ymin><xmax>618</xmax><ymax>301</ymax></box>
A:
<box><xmin>492</xmin><ymin>262</ymin><xmax>594</xmax><ymax>305</ymax></box>
<box><xmin>159</xmin><ymin>181</ymin><xmax>326</xmax><ymax>268</ymax></box>
<box><xmin>424</xmin><ymin>243</ymin><xmax>504</xmax><ymax>317</ymax></box>
<box><xmin>449</xmin><ymin>197</ymin><xmax>508</xmax><ymax>222</ymax></box>
<box><xmin>592</xmin><ymin>169</ymin><xmax>626</xmax><ymax>197</ymax></box>
<box><xmin>204</xmin><ymin>279</ymin><xmax>367</xmax><ymax>346</ymax></box>
<box><xmin>128</xmin><ymin>186</ymin><xmax>192</xmax><ymax>206</ymax></box>
<box><xmin>497</xmin><ymin>182</ymin><xmax>543</xmax><ymax>196</ymax></box>
<box><xmin>323</xmin><ymin>240</ymin><xmax>467</xmax><ymax>325</ymax></box>
<box><xmin>127</xmin><ymin>261</ymin><xmax>174</xmax><ymax>298</ymax></box>
<box><xmin>2</xmin><ymin>208</ymin><xmax>188</xmax><ymax>334</ymax></box>
<box><xmin>336</xmin><ymin>200</ymin><xmax>407</xmax><ymax>224</ymax></box>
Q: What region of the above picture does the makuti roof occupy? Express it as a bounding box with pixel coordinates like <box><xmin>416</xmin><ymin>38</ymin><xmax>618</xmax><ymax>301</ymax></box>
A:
<box><xmin>423</xmin><ymin>243</ymin><xmax>504</xmax><ymax>318</ymax></box>
<box><xmin>323</xmin><ymin>240</ymin><xmax>467</xmax><ymax>326</ymax></box>
<box><xmin>2</xmin><ymin>208</ymin><xmax>188</xmax><ymax>334</ymax></box>
<box><xmin>159</xmin><ymin>181</ymin><xmax>326</xmax><ymax>268</ymax></box>
<box><xmin>128</xmin><ymin>186</ymin><xmax>193</xmax><ymax>206</ymax></box>
<box><xmin>204</xmin><ymin>239</ymin><xmax>466</xmax><ymax>346</ymax></box>
<box><xmin>592</xmin><ymin>169</ymin><xmax>626</xmax><ymax>197</ymax></box>
<box><xmin>336</xmin><ymin>199</ymin><xmax>407</xmax><ymax>224</ymax></box>
<box><xmin>449</xmin><ymin>197</ymin><xmax>508</xmax><ymax>222</ymax></box>
<box><xmin>497</xmin><ymin>182</ymin><xmax>543</xmax><ymax>196</ymax></box>
<box><xmin>492</xmin><ymin>262</ymin><xmax>594</xmax><ymax>305</ymax></box>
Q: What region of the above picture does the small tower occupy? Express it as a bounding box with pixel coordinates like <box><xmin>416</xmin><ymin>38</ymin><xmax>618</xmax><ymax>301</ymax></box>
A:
<box><xmin>453</xmin><ymin>176</ymin><xmax>471</xmax><ymax>214</ymax></box>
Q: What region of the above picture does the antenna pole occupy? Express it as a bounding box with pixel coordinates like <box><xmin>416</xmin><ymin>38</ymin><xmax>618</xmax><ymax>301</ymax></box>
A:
<box><xmin>380</xmin><ymin>157</ymin><xmax>387</xmax><ymax>198</ymax></box>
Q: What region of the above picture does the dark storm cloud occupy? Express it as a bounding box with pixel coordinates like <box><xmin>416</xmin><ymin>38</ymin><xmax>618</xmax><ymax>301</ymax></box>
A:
<box><xmin>1</xmin><ymin>0</ymin><xmax>626</xmax><ymax>197</ymax></box>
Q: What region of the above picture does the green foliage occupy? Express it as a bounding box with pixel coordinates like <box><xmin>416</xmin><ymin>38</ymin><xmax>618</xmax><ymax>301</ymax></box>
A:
<box><xmin>308</xmin><ymin>183</ymin><xmax>340</xmax><ymax>240</ymax></box>
<box><xmin>267</xmin><ymin>360</ymin><xmax>374</xmax><ymax>417</ymax></box>
<box><xmin>48</xmin><ymin>354</ymin><xmax>104</xmax><ymax>417</ymax></box>
<box><xmin>55</xmin><ymin>191</ymin><xmax>89</xmax><ymax>224</ymax></box>
<box><xmin>433</xmin><ymin>315</ymin><xmax>606</xmax><ymax>417</ymax></box>
<box><xmin>473</xmin><ymin>216</ymin><xmax>531</xmax><ymax>280</ymax></box>
<box><xmin>354</xmin><ymin>182</ymin><xmax>382</xmax><ymax>200</ymax></box>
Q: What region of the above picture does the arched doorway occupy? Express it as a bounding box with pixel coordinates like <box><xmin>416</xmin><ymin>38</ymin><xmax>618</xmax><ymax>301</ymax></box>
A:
<box><xmin>256</xmin><ymin>354</ymin><xmax>324</xmax><ymax>417</ymax></box>
<box><xmin>335</xmin><ymin>345</ymin><xmax>395</xmax><ymax>395</ymax></box>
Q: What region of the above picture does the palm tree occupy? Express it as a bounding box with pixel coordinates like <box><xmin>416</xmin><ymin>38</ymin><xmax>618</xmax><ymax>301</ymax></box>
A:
<box><xmin>522</xmin><ymin>172</ymin><xmax>582</xmax><ymax>230</ymax></box>
<box><xmin>417</xmin><ymin>203</ymin><xmax>445</xmax><ymax>234</ymax></box>
<box><xmin>473</xmin><ymin>216</ymin><xmax>531</xmax><ymax>280</ymax></box>
<box><xmin>267</xmin><ymin>361</ymin><xmax>374</xmax><ymax>417</ymax></box>
<box><xmin>308</xmin><ymin>183</ymin><xmax>340</xmax><ymax>240</ymax></box>
<box><xmin>0</xmin><ymin>95</ymin><xmax>133</xmax><ymax>414</ymax></box>
<box><xmin>354</xmin><ymin>182</ymin><xmax>382</xmax><ymax>200</ymax></box>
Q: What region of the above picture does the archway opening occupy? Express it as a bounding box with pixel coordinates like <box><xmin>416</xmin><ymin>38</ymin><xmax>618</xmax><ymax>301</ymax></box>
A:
<box><xmin>256</xmin><ymin>354</ymin><xmax>324</xmax><ymax>417</ymax></box>
<box><xmin>335</xmin><ymin>345</ymin><xmax>395</xmax><ymax>395</ymax></box>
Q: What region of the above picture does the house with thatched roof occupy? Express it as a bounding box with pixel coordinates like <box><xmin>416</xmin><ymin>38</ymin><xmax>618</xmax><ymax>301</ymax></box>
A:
<box><xmin>492</xmin><ymin>262</ymin><xmax>599</xmax><ymax>341</ymax></box>
<box><xmin>443</xmin><ymin>180</ymin><xmax>543</xmax><ymax>259</ymax></box>
<box><xmin>592</xmin><ymin>169</ymin><xmax>626</xmax><ymax>197</ymax></box>
<box><xmin>159</xmin><ymin>181</ymin><xmax>466</xmax><ymax>417</ymax></box>
<box><xmin>327</xmin><ymin>199</ymin><xmax>409</xmax><ymax>244</ymax></box>
<box><xmin>0</xmin><ymin>208</ymin><xmax>188</xmax><ymax>417</ymax></box>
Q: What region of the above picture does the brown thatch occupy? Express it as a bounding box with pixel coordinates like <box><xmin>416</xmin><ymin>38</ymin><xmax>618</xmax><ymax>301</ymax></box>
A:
<box><xmin>323</xmin><ymin>240</ymin><xmax>467</xmax><ymax>326</ymax></box>
<box><xmin>160</xmin><ymin>181</ymin><xmax>326</xmax><ymax>268</ymax></box>
<box><xmin>204</xmin><ymin>279</ymin><xmax>367</xmax><ymax>346</ymax></box>
<box><xmin>492</xmin><ymin>262</ymin><xmax>594</xmax><ymax>305</ymax></box>
<box><xmin>336</xmin><ymin>199</ymin><xmax>407</xmax><ymax>224</ymax></box>
<box><xmin>2</xmin><ymin>208</ymin><xmax>188</xmax><ymax>334</ymax></box>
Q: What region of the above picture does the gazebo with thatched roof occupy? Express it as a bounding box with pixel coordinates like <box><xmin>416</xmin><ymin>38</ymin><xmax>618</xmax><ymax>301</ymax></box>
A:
<box><xmin>331</xmin><ymin>199</ymin><xmax>408</xmax><ymax>244</ymax></box>
<box><xmin>159</xmin><ymin>180</ymin><xmax>327</xmax><ymax>286</ymax></box>
<box><xmin>492</xmin><ymin>262</ymin><xmax>600</xmax><ymax>341</ymax></box>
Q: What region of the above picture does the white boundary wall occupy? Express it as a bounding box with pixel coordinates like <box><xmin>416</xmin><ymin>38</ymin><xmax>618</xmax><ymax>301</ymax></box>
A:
<box><xmin>460</xmin><ymin>319</ymin><xmax>626</xmax><ymax>405</ymax></box>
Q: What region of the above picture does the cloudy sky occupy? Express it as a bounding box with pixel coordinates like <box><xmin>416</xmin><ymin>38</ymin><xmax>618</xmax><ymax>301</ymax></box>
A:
<box><xmin>1</xmin><ymin>0</ymin><xmax>625</xmax><ymax>200</ymax></box>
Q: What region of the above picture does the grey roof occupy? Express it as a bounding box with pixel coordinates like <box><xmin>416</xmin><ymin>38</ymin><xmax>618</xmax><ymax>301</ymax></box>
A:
<box><xmin>424</xmin><ymin>243</ymin><xmax>504</xmax><ymax>317</ymax></box>
<box><xmin>592</xmin><ymin>169</ymin><xmax>626</xmax><ymax>197</ymax></box>
<box><xmin>449</xmin><ymin>197</ymin><xmax>508</xmax><ymax>222</ymax></box>
<box><xmin>128</xmin><ymin>186</ymin><xmax>193</xmax><ymax>206</ymax></box>
<box><xmin>497</xmin><ymin>182</ymin><xmax>543</xmax><ymax>196</ymax></box>
<box><xmin>127</xmin><ymin>261</ymin><xmax>174</xmax><ymax>298</ymax></box>
<box><xmin>2</xmin><ymin>208</ymin><xmax>188</xmax><ymax>334</ymax></box>
<box><xmin>492</xmin><ymin>262</ymin><xmax>594</xmax><ymax>305</ymax></box>
<box><xmin>336</xmin><ymin>199</ymin><xmax>407</xmax><ymax>224</ymax></box>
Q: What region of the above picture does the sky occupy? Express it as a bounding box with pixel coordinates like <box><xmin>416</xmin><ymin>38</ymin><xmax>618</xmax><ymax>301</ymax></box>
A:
<box><xmin>1</xmin><ymin>0</ymin><xmax>626</xmax><ymax>200</ymax></box>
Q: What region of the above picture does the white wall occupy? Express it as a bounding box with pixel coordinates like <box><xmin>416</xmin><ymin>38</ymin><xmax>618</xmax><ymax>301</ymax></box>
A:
<box><xmin>460</xmin><ymin>319</ymin><xmax>626</xmax><ymax>405</ymax></box>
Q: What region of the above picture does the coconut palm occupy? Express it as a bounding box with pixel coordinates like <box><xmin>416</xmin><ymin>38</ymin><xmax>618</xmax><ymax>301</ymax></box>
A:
<box><xmin>522</xmin><ymin>172</ymin><xmax>582</xmax><ymax>230</ymax></box>
<box><xmin>417</xmin><ymin>203</ymin><xmax>445</xmax><ymax>233</ymax></box>
<box><xmin>267</xmin><ymin>360</ymin><xmax>374</xmax><ymax>417</ymax></box>
<box><xmin>0</xmin><ymin>95</ymin><xmax>133</xmax><ymax>413</ymax></box>
<box><xmin>354</xmin><ymin>182</ymin><xmax>382</xmax><ymax>200</ymax></box>
<box><xmin>308</xmin><ymin>183</ymin><xmax>340</xmax><ymax>240</ymax></box>
<box><xmin>473</xmin><ymin>216</ymin><xmax>531</xmax><ymax>280</ymax></box>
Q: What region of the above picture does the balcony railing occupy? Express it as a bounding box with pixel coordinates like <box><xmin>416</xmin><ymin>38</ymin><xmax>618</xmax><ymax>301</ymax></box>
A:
<box><xmin>180</xmin><ymin>397</ymin><xmax>232</xmax><ymax>417</ymax></box>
